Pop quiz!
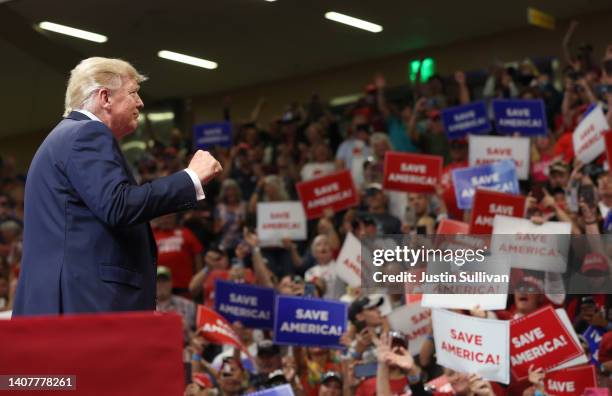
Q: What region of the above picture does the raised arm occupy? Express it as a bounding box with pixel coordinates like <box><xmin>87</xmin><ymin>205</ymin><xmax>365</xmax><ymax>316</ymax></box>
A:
<box><xmin>243</xmin><ymin>228</ymin><xmax>275</xmax><ymax>288</ymax></box>
<box><xmin>455</xmin><ymin>71</ymin><xmax>471</xmax><ymax>104</ymax></box>
<box><xmin>562</xmin><ymin>20</ymin><xmax>579</xmax><ymax>69</ymax></box>
<box><xmin>66</xmin><ymin>124</ymin><xmax>220</xmax><ymax>227</ymax></box>
<box><xmin>374</xmin><ymin>73</ymin><xmax>391</xmax><ymax>119</ymax></box>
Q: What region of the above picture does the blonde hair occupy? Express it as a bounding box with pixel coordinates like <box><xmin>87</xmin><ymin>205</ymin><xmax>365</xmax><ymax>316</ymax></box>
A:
<box><xmin>218</xmin><ymin>178</ymin><xmax>243</xmax><ymax>202</ymax></box>
<box><xmin>370</xmin><ymin>132</ymin><xmax>391</xmax><ymax>147</ymax></box>
<box><xmin>64</xmin><ymin>57</ymin><xmax>147</xmax><ymax>116</ymax></box>
<box><xmin>262</xmin><ymin>175</ymin><xmax>289</xmax><ymax>201</ymax></box>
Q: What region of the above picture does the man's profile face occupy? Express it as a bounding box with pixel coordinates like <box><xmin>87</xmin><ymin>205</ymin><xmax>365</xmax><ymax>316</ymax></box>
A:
<box><xmin>108</xmin><ymin>77</ymin><xmax>144</xmax><ymax>138</ymax></box>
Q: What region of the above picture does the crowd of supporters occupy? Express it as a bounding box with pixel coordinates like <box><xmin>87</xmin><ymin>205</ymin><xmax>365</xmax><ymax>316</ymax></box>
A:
<box><xmin>1</xmin><ymin>27</ymin><xmax>612</xmax><ymax>396</ymax></box>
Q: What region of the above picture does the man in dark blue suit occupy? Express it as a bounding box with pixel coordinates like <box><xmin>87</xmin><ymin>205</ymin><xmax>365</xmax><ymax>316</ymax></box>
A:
<box><xmin>12</xmin><ymin>57</ymin><xmax>222</xmax><ymax>316</ymax></box>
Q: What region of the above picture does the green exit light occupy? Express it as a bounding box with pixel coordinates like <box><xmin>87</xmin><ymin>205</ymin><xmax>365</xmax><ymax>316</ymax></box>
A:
<box><xmin>409</xmin><ymin>58</ymin><xmax>436</xmax><ymax>82</ymax></box>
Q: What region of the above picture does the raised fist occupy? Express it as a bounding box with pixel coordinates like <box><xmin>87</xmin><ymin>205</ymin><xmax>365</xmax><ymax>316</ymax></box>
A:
<box><xmin>187</xmin><ymin>150</ymin><xmax>222</xmax><ymax>185</ymax></box>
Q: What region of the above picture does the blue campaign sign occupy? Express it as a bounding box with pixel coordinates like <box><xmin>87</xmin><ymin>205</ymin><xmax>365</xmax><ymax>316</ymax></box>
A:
<box><xmin>273</xmin><ymin>295</ymin><xmax>348</xmax><ymax>348</ymax></box>
<box><xmin>451</xmin><ymin>160</ymin><xmax>519</xmax><ymax>209</ymax></box>
<box><xmin>245</xmin><ymin>384</ymin><xmax>295</xmax><ymax>396</ymax></box>
<box><xmin>493</xmin><ymin>99</ymin><xmax>547</xmax><ymax>136</ymax></box>
<box><xmin>214</xmin><ymin>280</ymin><xmax>275</xmax><ymax>329</ymax></box>
<box><xmin>193</xmin><ymin>122</ymin><xmax>232</xmax><ymax>149</ymax></box>
<box><xmin>604</xmin><ymin>211</ymin><xmax>612</xmax><ymax>233</ymax></box>
<box><xmin>583</xmin><ymin>325</ymin><xmax>607</xmax><ymax>365</ymax></box>
<box><xmin>441</xmin><ymin>101</ymin><xmax>491</xmax><ymax>139</ymax></box>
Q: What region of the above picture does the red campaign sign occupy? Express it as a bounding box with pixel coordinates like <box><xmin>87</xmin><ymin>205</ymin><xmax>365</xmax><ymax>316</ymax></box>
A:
<box><xmin>296</xmin><ymin>169</ymin><xmax>359</xmax><ymax>219</ymax></box>
<box><xmin>0</xmin><ymin>312</ymin><xmax>184</xmax><ymax>395</ymax></box>
<box><xmin>436</xmin><ymin>219</ymin><xmax>470</xmax><ymax>234</ymax></box>
<box><xmin>197</xmin><ymin>305</ymin><xmax>247</xmax><ymax>352</ymax></box>
<box><xmin>382</xmin><ymin>151</ymin><xmax>443</xmax><ymax>193</ymax></box>
<box><xmin>605</xmin><ymin>130</ymin><xmax>612</xmax><ymax>173</ymax></box>
<box><xmin>510</xmin><ymin>306</ymin><xmax>583</xmax><ymax>380</ymax></box>
<box><xmin>544</xmin><ymin>365</ymin><xmax>597</xmax><ymax>396</ymax></box>
<box><xmin>470</xmin><ymin>189</ymin><xmax>526</xmax><ymax>234</ymax></box>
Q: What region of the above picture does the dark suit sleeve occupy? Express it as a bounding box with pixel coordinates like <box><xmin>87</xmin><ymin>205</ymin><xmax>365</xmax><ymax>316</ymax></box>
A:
<box><xmin>66</xmin><ymin>122</ymin><xmax>197</xmax><ymax>227</ymax></box>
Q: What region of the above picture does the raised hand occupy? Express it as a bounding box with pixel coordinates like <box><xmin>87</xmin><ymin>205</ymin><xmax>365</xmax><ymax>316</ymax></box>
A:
<box><xmin>527</xmin><ymin>365</ymin><xmax>545</xmax><ymax>391</ymax></box>
<box><xmin>188</xmin><ymin>150</ymin><xmax>222</xmax><ymax>185</ymax></box>
<box><xmin>387</xmin><ymin>346</ymin><xmax>415</xmax><ymax>371</ymax></box>
<box><xmin>414</xmin><ymin>97</ymin><xmax>428</xmax><ymax>113</ymax></box>
<box><xmin>242</xmin><ymin>227</ymin><xmax>259</xmax><ymax>248</ymax></box>
<box><xmin>374</xmin><ymin>73</ymin><xmax>386</xmax><ymax>89</ymax></box>
<box><xmin>454</xmin><ymin>71</ymin><xmax>466</xmax><ymax>85</ymax></box>
<box><xmin>468</xmin><ymin>374</ymin><xmax>495</xmax><ymax>396</ymax></box>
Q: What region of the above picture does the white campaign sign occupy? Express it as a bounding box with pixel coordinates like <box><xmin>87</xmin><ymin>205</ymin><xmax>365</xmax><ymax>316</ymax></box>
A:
<box><xmin>469</xmin><ymin>135</ymin><xmax>530</xmax><ymax>180</ymax></box>
<box><xmin>491</xmin><ymin>215</ymin><xmax>571</xmax><ymax>273</ymax></box>
<box><xmin>387</xmin><ymin>302</ymin><xmax>431</xmax><ymax>356</ymax></box>
<box><xmin>334</xmin><ymin>232</ymin><xmax>362</xmax><ymax>287</ymax></box>
<box><xmin>257</xmin><ymin>202</ymin><xmax>306</xmax><ymax>247</ymax></box>
<box><xmin>572</xmin><ymin>106</ymin><xmax>610</xmax><ymax>164</ymax></box>
<box><xmin>432</xmin><ymin>309</ymin><xmax>510</xmax><ymax>384</ymax></box>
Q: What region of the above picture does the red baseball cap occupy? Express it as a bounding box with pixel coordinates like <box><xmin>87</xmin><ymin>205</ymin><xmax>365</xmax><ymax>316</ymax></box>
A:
<box><xmin>193</xmin><ymin>373</ymin><xmax>213</xmax><ymax>388</ymax></box>
<box><xmin>581</xmin><ymin>252</ymin><xmax>610</xmax><ymax>273</ymax></box>
<box><xmin>511</xmin><ymin>269</ymin><xmax>544</xmax><ymax>292</ymax></box>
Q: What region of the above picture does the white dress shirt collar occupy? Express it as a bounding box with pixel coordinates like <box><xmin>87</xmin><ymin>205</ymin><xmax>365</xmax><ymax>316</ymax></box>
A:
<box><xmin>74</xmin><ymin>109</ymin><xmax>102</xmax><ymax>122</ymax></box>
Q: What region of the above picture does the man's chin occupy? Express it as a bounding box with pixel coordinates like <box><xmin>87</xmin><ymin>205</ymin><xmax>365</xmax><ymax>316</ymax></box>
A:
<box><xmin>116</xmin><ymin>125</ymin><xmax>138</xmax><ymax>139</ymax></box>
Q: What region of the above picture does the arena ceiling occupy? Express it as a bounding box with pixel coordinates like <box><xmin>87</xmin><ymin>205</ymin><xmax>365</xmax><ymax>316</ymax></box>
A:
<box><xmin>1</xmin><ymin>0</ymin><xmax>612</xmax><ymax>138</ymax></box>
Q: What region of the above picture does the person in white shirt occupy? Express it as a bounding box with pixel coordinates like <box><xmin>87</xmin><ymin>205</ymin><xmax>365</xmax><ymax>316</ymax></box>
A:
<box><xmin>304</xmin><ymin>235</ymin><xmax>339</xmax><ymax>299</ymax></box>
<box><xmin>301</xmin><ymin>143</ymin><xmax>335</xmax><ymax>181</ymax></box>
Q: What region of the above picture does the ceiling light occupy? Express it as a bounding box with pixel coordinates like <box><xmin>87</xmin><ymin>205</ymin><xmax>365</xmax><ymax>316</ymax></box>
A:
<box><xmin>38</xmin><ymin>21</ymin><xmax>107</xmax><ymax>43</ymax></box>
<box><xmin>158</xmin><ymin>50</ymin><xmax>218</xmax><ymax>70</ymax></box>
<box><xmin>147</xmin><ymin>112</ymin><xmax>174</xmax><ymax>122</ymax></box>
<box><xmin>330</xmin><ymin>93</ymin><xmax>362</xmax><ymax>107</ymax></box>
<box><xmin>324</xmin><ymin>11</ymin><xmax>382</xmax><ymax>33</ymax></box>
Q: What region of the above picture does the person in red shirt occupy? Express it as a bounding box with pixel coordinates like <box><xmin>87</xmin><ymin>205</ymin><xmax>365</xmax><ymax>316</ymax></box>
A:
<box><xmin>153</xmin><ymin>213</ymin><xmax>203</xmax><ymax>296</ymax></box>
<box><xmin>188</xmin><ymin>244</ymin><xmax>257</xmax><ymax>308</ymax></box>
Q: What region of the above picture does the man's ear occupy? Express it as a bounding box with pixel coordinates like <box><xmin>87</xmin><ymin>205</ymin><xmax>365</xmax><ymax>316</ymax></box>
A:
<box><xmin>97</xmin><ymin>88</ymin><xmax>112</xmax><ymax>110</ymax></box>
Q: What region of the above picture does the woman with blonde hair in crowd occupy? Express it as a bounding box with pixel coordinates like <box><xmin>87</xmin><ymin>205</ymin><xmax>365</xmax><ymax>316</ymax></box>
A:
<box><xmin>248</xmin><ymin>174</ymin><xmax>289</xmax><ymax>214</ymax></box>
<box><xmin>530</xmin><ymin>131</ymin><xmax>557</xmax><ymax>184</ymax></box>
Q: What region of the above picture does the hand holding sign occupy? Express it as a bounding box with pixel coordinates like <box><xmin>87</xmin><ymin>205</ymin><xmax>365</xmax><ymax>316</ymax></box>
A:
<box><xmin>527</xmin><ymin>365</ymin><xmax>545</xmax><ymax>391</ymax></box>
<box><xmin>467</xmin><ymin>374</ymin><xmax>495</xmax><ymax>396</ymax></box>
